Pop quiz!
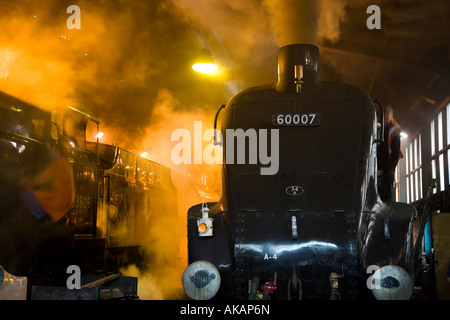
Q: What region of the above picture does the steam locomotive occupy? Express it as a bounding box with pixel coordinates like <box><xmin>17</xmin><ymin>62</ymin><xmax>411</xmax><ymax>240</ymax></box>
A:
<box><xmin>0</xmin><ymin>91</ymin><xmax>178</xmax><ymax>292</ymax></box>
<box><xmin>182</xmin><ymin>44</ymin><xmax>420</xmax><ymax>300</ymax></box>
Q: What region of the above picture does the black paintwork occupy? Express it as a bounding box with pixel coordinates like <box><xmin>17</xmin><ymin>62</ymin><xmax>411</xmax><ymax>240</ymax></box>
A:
<box><xmin>187</xmin><ymin>44</ymin><xmax>417</xmax><ymax>300</ymax></box>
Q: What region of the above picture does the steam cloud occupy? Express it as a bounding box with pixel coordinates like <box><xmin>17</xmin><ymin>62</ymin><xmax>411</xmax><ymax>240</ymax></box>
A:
<box><xmin>0</xmin><ymin>0</ymin><xmax>352</xmax><ymax>130</ymax></box>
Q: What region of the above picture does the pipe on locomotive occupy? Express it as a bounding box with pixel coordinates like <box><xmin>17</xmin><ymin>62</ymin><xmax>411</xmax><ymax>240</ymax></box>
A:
<box><xmin>275</xmin><ymin>44</ymin><xmax>321</xmax><ymax>94</ymax></box>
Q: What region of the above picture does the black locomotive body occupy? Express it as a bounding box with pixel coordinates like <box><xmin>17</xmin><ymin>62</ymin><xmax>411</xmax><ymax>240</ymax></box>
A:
<box><xmin>0</xmin><ymin>91</ymin><xmax>177</xmax><ymax>291</ymax></box>
<box><xmin>184</xmin><ymin>44</ymin><xmax>417</xmax><ymax>300</ymax></box>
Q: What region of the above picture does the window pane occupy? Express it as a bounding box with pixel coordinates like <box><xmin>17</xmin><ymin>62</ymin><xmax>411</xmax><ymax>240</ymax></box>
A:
<box><xmin>447</xmin><ymin>103</ymin><xmax>450</xmax><ymax>147</ymax></box>
<box><xmin>439</xmin><ymin>154</ymin><xmax>445</xmax><ymax>191</ymax></box>
<box><xmin>405</xmin><ymin>146</ymin><xmax>409</xmax><ymax>173</ymax></box>
<box><xmin>418</xmin><ymin>134</ymin><xmax>422</xmax><ymax>166</ymax></box>
<box><xmin>448</xmin><ymin>150</ymin><xmax>450</xmax><ymax>185</ymax></box>
<box><xmin>432</xmin><ymin>159</ymin><xmax>436</xmax><ymax>179</ymax></box>
<box><xmin>419</xmin><ymin>168</ymin><xmax>423</xmax><ymax>199</ymax></box>
<box><xmin>431</xmin><ymin>119</ymin><xmax>435</xmax><ymax>156</ymax></box>
<box><xmin>406</xmin><ymin>176</ymin><xmax>410</xmax><ymax>203</ymax></box>
<box><xmin>414</xmin><ymin>137</ymin><xmax>418</xmax><ymax>168</ymax></box>
<box><xmin>415</xmin><ymin>171</ymin><xmax>419</xmax><ymax>200</ymax></box>
<box><xmin>432</xmin><ymin>159</ymin><xmax>437</xmax><ymax>194</ymax></box>
<box><xmin>438</xmin><ymin>111</ymin><xmax>443</xmax><ymax>151</ymax></box>
<box><xmin>409</xmin><ymin>144</ymin><xmax>413</xmax><ymax>172</ymax></box>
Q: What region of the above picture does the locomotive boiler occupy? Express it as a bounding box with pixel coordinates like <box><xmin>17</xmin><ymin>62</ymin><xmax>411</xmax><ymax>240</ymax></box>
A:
<box><xmin>182</xmin><ymin>44</ymin><xmax>417</xmax><ymax>300</ymax></box>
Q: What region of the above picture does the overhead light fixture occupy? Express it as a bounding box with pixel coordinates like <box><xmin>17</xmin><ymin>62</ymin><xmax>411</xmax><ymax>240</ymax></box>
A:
<box><xmin>192</xmin><ymin>48</ymin><xmax>218</xmax><ymax>74</ymax></box>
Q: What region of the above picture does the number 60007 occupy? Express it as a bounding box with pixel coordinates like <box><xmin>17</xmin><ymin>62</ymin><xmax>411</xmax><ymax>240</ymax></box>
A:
<box><xmin>272</xmin><ymin>113</ymin><xmax>320</xmax><ymax>126</ymax></box>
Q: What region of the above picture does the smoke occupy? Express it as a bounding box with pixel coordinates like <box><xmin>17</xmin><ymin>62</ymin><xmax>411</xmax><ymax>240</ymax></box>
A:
<box><xmin>317</xmin><ymin>0</ymin><xmax>348</xmax><ymax>44</ymax></box>
<box><xmin>0</xmin><ymin>0</ymin><xmax>202</xmax><ymax>126</ymax></box>
<box><xmin>112</xmin><ymin>87</ymin><xmax>222</xmax><ymax>299</ymax></box>
<box><xmin>262</xmin><ymin>0</ymin><xmax>348</xmax><ymax>46</ymax></box>
<box><xmin>170</xmin><ymin>0</ymin><xmax>352</xmax><ymax>88</ymax></box>
<box><xmin>0</xmin><ymin>1</ymin><xmax>79</xmax><ymax>110</ymax></box>
<box><xmin>0</xmin><ymin>0</ymin><xmax>352</xmax><ymax>132</ymax></box>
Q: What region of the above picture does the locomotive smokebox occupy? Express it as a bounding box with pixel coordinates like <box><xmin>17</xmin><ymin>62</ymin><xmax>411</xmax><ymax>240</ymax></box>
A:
<box><xmin>275</xmin><ymin>44</ymin><xmax>321</xmax><ymax>94</ymax></box>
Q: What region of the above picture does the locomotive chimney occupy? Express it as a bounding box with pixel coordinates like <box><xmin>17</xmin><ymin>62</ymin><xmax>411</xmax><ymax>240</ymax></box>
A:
<box><xmin>275</xmin><ymin>44</ymin><xmax>321</xmax><ymax>94</ymax></box>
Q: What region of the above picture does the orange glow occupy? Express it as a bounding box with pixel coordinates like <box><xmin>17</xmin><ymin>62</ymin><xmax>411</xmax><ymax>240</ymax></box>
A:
<box><xmin>198</xmin><ymin>223</ymin><xmax>207</xmax><ymax>233</ymax></box>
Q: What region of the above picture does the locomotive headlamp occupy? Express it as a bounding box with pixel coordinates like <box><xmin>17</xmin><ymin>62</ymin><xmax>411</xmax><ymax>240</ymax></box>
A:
<box><xmin>192</xmin><ymin>48</ymin><xmax>218</xmax><ymax>75</ymax></box>
<box><xmin>371</xmin><ymin>265</ymin><xmax>413</xmax><ymax>300</ymax></box>
<box><xmin>182</xmin><ymin>260</ymin><xmax>221</xmax><ymax>300</ymax></box>
<box><xmin>197</xmin><ymin>203</ymin><xmax>213</xmax><ymax>236</ymax></box>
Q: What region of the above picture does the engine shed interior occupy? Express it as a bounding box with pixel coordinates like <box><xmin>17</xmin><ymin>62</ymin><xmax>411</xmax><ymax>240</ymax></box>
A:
<box><xmin>0</xmin><ymin>0</ymin><xmax>449</xmax><ymax>305</ymax></box>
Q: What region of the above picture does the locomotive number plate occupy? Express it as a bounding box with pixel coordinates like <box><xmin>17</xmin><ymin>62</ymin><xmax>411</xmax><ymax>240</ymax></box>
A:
<box><xmin>272</xmin><ymin>113</ymin><xmax>320</xmax><ymax>126</ymax></box>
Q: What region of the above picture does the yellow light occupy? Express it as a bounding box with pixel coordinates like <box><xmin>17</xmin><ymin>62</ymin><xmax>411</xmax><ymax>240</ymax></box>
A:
<box><xmin>192</xmin><ymin>62</ymin><xmax>218</xmax><ymax>74</ymax></box>
<box><xmin>141</xmin><ymin>152</ymin><xmax>148</xmax><ymax>158</ymax></box>
<box><xmin>96</xmin><ymin>132</ymin><xmax>104</xmax><ymax>139</ymax></box>
<box><xmin>192</xmin><ymin>48</ymin><xmax>219</xmax><ymax>75</ymax></box>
